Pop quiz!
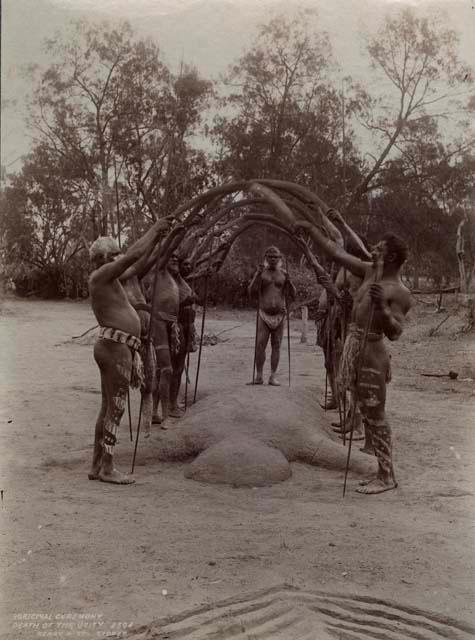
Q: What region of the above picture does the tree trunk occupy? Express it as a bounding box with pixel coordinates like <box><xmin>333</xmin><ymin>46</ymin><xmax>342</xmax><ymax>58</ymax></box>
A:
<box><xmin>456</xmin><ymin>219</ymin><xmax>467</xmax><ymax>294</ymax></box>
<box><xmin>101</xmin><ymin>167</ymin><xmax>112</xmax><ymax>236</ymax></box>
<box><xmin>300</xmin><ymin>305</ymin><xmax>308</xmax><ymax>344</ymax></box>
<box><xmin>413</xmin><ymin>262</ymin><xmax>420</xmax><ymax>290</ymax></box>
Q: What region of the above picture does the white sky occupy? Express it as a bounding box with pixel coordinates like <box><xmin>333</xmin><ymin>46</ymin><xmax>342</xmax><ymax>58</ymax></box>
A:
<box><xmin>1</xmin><ymin>0</ymin><xmax>474</xmax><ymax>170</ymax></box>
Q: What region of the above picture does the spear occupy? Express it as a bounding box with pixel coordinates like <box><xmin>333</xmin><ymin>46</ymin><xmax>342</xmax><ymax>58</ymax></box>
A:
<box><xmin>343</xmin><ymin>252</ymin><xmax>384</xmax><ymax>497</ymax></box>
<box><xmin>131</xmin><ymin>237</ymin><xmax>168</xmax><ymax>474</ymax></box>
<box><xmin>285</xmin><ymin>257</ymin><xmax>291</xmax><ymax>387</ymax></box>
<box><xmin>251</xmin><ymin>288</ymin><xmax>260</xmax><ymax>385</ymax></box>
<box><xmin>184</xmin><ymin>349</ymin><xmax>191</xmax><ymax>410</ymax></box>
<box><xmin>127</xmin><ymin>389</ymin><xmax>133</xmax><ymax>442</ymax></box>
<box><xmin>193</xmin><ymin>235</ymin><xmax>215</xmax><ymax>404</ymax></box>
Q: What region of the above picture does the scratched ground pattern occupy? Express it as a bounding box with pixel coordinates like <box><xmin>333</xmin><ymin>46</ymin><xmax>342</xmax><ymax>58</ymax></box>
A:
<box><xmin>123</xmin><ymin>584</ymin><xmax>475</xmax><ymax>640</ymax></box>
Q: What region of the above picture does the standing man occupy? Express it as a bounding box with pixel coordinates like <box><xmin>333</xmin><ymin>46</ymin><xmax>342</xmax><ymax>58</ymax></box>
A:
<box><xmin>150</xmin><ymin>252</ymin><xmax>181</xmax><ymax>429</ymax></box>
<box><xmin>248</xmin><ymin>246</ymin><xmax>296</xmax><ymax>386</ymax></box>
<box><xmin>297</xmin><ymin>222</ymin><xmax>412</xmax><ymax>494</ymax></box>
<box><xmin>314</xmin><ymin>282</ymin><xmax>339</xmax><ymax>409</ymax></box>
<box><xmin>168</xmin><ymin>255</ymin><xmax>197</xmax><ymax>417</ymax></box>
<box><xmin>88</xmin><ymin>219</ymin><xmax>170</xmax><ymax>484</ymax></box>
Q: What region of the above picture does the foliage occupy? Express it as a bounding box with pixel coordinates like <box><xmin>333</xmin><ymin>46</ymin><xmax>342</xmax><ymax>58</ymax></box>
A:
<box><xmin>2</xmin><ymin>9</ymin><xmax>474</xmax><ymax>300</ymax></box>
<box><xmin>211</xmin><ymin>10</ymin><xmax>362</xmax><ymax>206</ymax></box>
<box><xmin>0</xmin><ymin>144</ymin><xmax>89</xmax><ymax>297</ymax></box>
<box><xmin>348</xmin><ymin>6</ymin><xmax>474</xmax><ymax>213</ymax></box>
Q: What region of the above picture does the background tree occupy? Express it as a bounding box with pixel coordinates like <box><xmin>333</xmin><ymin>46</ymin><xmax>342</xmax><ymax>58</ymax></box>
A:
<box><xmin>348</xmin><ymin>6</ymin><xmax>474</xmax><ymax>217</ymax></box>
<box><xmin>212</xmin><ymin>10</ymin><xmax>362</xmax><ymax>197</ymax></box>
<box><xmin>0</xmin><ymin>144</ymin><xmax>89</xmax><ymax>297</ymax></box>
<box><xmin>211</xmin><ymin>10</ymin><xmax>363</xmax><ymax>264</ymax></box>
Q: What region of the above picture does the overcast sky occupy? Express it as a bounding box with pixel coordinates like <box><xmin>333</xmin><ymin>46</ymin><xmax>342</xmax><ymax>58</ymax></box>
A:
<box><xmin>1</xmin><ymin>0</ymin><xmax>474</xmax><ymax>171</ymax></box>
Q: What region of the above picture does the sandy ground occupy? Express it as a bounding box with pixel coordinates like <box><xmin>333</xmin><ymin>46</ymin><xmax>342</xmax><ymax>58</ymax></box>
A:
<box><xmin>0</xmin><ymin>296</ymin><xmax>474</xmax><ymax>639</ymax></box>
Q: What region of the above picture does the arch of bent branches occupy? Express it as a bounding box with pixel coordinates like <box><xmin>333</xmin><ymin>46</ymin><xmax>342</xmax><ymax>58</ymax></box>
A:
<box><xmin>154</xmin><ymin>180</ymin><xmax>340</xmax><ymax>289</ymax></box>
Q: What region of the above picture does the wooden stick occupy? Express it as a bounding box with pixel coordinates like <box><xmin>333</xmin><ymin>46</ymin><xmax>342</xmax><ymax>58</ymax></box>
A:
<box><xmin>285</xmin><ymin>257</ymin><xmax>291</xmax><ymax>387</ymax></box>
<box><xmin>184</xmin><ymin>350</ymin><xmax>190</xmax><ymax>410</ymax></box>
<box><xmin>193</xmin><ymin>233</ymin><xmax>215</xmax><ymax>404</ymax></box>
<box><xmin>193</xmin><ymin>274</ymin><xmax>210</xmax><ymax>404</ymax></box>
<box><xmin>127</xmin><ymin>389</ymin><xmax>133</xmax><ymax>442</ymax></box>
<box><xmin>252</xmin><ymin>290</ymin><xmax>260</xmax><ymax>385</ymax></box>
<box><xmin>131</xmin><ymin>253</ymin><xmax>162</xmax><ymax>474</ymax></box>
<box><xmin>343</xmin><ymin>255</ymin><xmax>383</xmax><ymax>497</ymax></box>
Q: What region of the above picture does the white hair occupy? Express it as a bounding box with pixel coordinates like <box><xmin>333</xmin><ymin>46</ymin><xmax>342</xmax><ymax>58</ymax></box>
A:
<box><xmin>89</xmin><ymin>236</ymin><xmax>120</xmax><ymax>262</ymax></box>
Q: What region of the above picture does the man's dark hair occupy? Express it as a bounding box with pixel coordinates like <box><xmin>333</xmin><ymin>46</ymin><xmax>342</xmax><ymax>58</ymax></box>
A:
<box><xmin>382</xmin><ymin>233</ymin><xmax>408</xmax><ymax>267</ymax></box>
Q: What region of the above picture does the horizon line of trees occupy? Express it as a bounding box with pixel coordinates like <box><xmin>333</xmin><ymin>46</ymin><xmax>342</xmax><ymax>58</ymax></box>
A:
<box><xmin>1</xmin><ymin>6</ymin><xmax>474</xmax><ymax>301</ymax></box>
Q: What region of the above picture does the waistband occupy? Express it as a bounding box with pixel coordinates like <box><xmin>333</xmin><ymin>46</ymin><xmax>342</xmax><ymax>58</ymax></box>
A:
<box><xmin>155</xmin><ymin>311</ymin><xmax>178</xmax><ymax>323</ymax></box>
<box><xmin>347</xmin><ymin>323</ymin><xmax>383</xmax><ymax>342</ymax></box>
<box><xmin>98</xmin><ymin>327</ymin><xmax>141</xmax><ymax>351</ymax></box>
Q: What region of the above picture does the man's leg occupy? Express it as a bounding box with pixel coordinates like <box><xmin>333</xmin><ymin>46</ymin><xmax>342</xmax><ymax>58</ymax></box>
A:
<box><xmin>323</xmin><ymin>350</ymin><xmax>338</xmax><ymax>409</ymax></box>
<box><xmin>89</xmin><ymin>376</ymin><xmax>106</xmax><ymax>480</ymax></box>
<box><xmin>269</xmin><ymin>320</ymin><xmax>284</xmax><ymax>386</ymax></box>
<box><xmin>254</xmin><ymin>317</ymin><xmax>270</xmax><ymax>385</ymax></box>
<box><xmin>152</xmin><ymin>372</ymin><xmax>161</xmax><ymax>424</ymax></box>
<box><xmin>94</xmin><ymin>341</ymin><xmax>134</xmax><ymax>485</ymax></box>
<box><xmin>332</xmin><ymin>391</ymin><xmax>364</xmax><ymax>441</ymax></box>
<box><xmin>169</xmin><ymin>337</ymin><xmax>187</xmax><ymax>418</ymax></box>
<box><xmin>355</xmin><ymin>365</ymin><xmax>396</xmax><ymax>494</ymax></box>
<box><xmin>154</xmin><ymin>321</ymin><xmax>173</xmax><ymax>429</ymax></box>
<box><xmin>359</xmin><ymin>416</ymin><xmax>375</xmax><ymax>454</ymax></box>
<box><xmin>141</xmin><ymin>340</ymin><xmax>156</xmax><ymax>437</ymax></box>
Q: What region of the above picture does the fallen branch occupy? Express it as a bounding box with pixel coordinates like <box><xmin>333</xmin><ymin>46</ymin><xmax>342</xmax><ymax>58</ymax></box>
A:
<box><xmin>215</xmin><ymin>323</ymin><xmax>245</xmax><ymax>337</ymax></box>
<box><xmin>72</xmin><ymin>324</ymin><xmax>98</xmax><ymax>339</ymax></box>
<box><xmin>420</xmin><ymin>370</ymin><xmax>458</xmax><ymax>380</ymax></box>
<box><xmin>411</xmin><ymin>286</ymin><xmax>459</xmax><ymax>295</ymax></box>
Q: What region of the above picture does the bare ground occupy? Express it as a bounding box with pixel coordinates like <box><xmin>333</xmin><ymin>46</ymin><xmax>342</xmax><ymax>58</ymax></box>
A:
<box><xmin>0</xmin><ymin>296</ymin><xmax>474</xmax><ymax>639</ymax></box>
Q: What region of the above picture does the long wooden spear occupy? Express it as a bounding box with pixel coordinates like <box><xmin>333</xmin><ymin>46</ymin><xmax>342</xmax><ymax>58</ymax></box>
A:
<box><xmin>285</xmin><ymin>257</ymin><xmax>291</xmax><ymax>387</ymax></box>
<box><xmin>131</xmin><ymin>232</ymin><xmax>171</xmax><ymax>474</ymax></box>
<box><xmin>193</xmin><ymin>235</ymin><xmax>215</xmax><ymax>404</ymax></box>
<box><xmin>342</xmin><ymin>252</ymin><xmax>384</xmax><ymax>497</ymax></box>
<box><xmin>251</xmin><ymin>285</ymin><xmax>260</xmax><ymax>385</ymax></box>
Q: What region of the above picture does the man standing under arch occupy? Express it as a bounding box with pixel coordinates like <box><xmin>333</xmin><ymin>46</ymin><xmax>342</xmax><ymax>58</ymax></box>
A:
<box><xmin>248</xmin><ymin>246</ymin><xmax>296</xmax><ymax>386</ymax></box>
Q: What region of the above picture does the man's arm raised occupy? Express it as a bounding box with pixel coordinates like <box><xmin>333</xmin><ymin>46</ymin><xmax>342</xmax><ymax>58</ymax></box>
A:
<box><xmin>326</xmin><ymin>209</ymin><xmax>371</xmax><ymax>260</ymax></box>
<box><xmin>295</xmin><ymin>220</ymin><xmax>369</xmax><ymax>278</ymax></box>
<box><xmin>91</xmin><ymin>218</ymin><xmax>172</xmax><ymax>285</ymax></box>
<box><xmin>120</xmin><ymin>238</ymin><xmax>163</xmax><ymax>282</ymax></box>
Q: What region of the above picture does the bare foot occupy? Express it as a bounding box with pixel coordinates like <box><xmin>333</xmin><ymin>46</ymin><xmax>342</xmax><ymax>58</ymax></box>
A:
<box><xmin>359</xmin><ymin>476</ymin><xmax>377</xmax><ymax>486</ymax></box>
<box><xmin>247</xmin><ymin>377</ymin><xmax>264</xmax><ymax>385</ymax></box>
<box><xmin>169</xmin><ymin>406</ymin><xmax>185</xmax><ymax>418</ymax></box>
<box><xmin>320</xmin><ymin>400</ymin><xmax>337</xmax><ymax>410</ymax></box>
<box><xmin>332</xmin><ymin>424</ymin><xmax>361</xmax><ymax>435</ymax></box>
<box><xmin>98</xmin><ymin>468</ymin><xmax>135</xmax><ymax>485</ymax></box>
<box><xmin>339</xmin><ymin>432</ymin><xmax>364</xmax><ymax>441</ymax></box>
<box><xmin>356</xmin><ymin>478</ymin><xmax>397</xmax><ymax>495</ymax></box>
<box><xmin>359</xmin><ymin>445</ymin><xmax>375</xmax><ymax>455</ymax></box>
<box><xmin>88</xmin><ymin>469</ymin><xmax>100</xmax><ymax>481</ymax></box>
<box><xmin>152</xmin><ymin>414</ymin><xmax>162</xmax><ymax>424</ymax></box>
<box><xmin>268</xmin><ymin>376</ymin><xmax>281</xmax><ymax>386</ymax></box>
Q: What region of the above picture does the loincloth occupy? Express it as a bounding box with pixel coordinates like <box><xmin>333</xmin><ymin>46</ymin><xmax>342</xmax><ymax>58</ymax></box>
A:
<box><xmin>259</xmin><ymin>309</ymin><xmax>284</xmax><ymax>331</ymax></box>
<box><xmin>98</xmin><ymin>326</ymin><xmax>144</xmax><ymax>389</ymax></box>
<box><xmin>339</xmin><ymin>323</ymin><xmax>383</xmax><ymax>392</ymax></box>
<box><xmin>140</xmin><ymin>338</ymin><xmax>157</xmax><ymax>392</ymax></box>
<box><xmin>315</xmin><ymin>311</ymin><xmax>328</xmax><ymax>349</ymax></box>
<box><xmin>153</xmin><ymin>312</ymin><xmax>181</xmax><ymax>356</ymax></box>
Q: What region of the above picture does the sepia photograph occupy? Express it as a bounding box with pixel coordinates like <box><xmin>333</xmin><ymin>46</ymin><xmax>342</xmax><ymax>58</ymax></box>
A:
<box><xmin>1</xmin><ymin>0</ymin><xmax>474</xmax><ymax>638</ymax></box>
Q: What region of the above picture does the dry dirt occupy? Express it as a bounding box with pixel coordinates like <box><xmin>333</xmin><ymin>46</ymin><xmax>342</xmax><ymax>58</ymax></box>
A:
<box><xmin>0</xmin><ymin>296</ymin><xmax>474</xmax><ymax>639</ymax></box>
